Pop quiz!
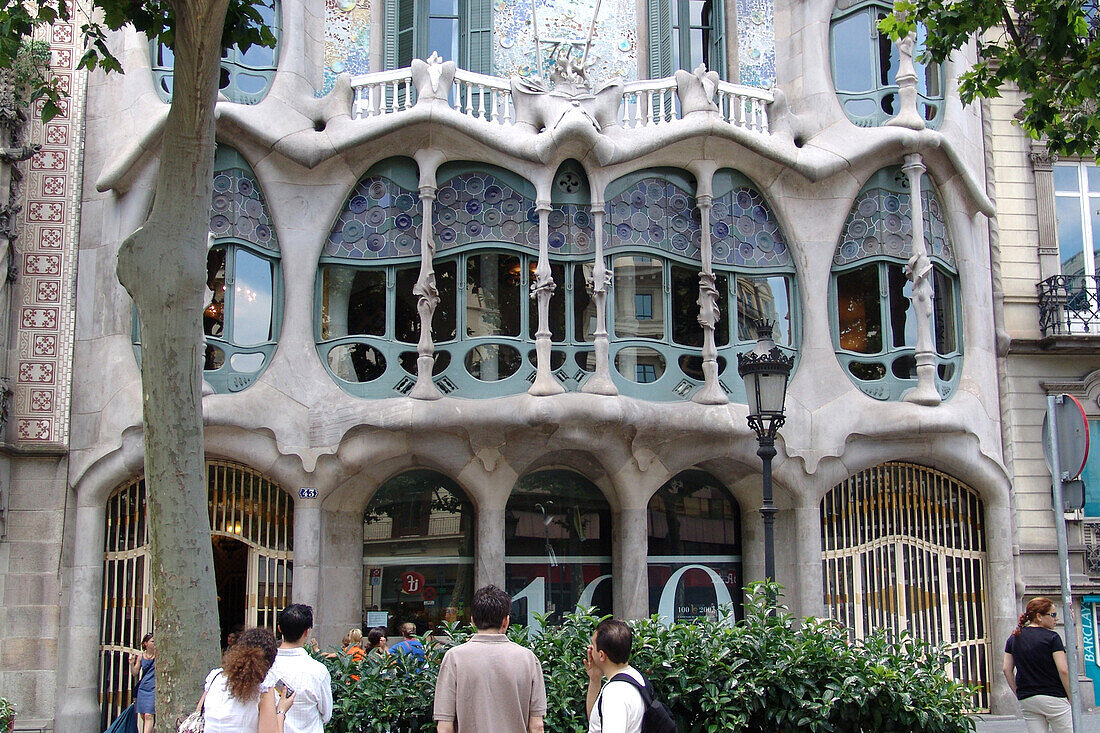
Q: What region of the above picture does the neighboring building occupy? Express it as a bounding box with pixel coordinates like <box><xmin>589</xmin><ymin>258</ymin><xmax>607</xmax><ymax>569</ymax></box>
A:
<box><xmin>0</xmin><ymin>0</ymin><xmax>1024</xmax><ymax>730</ymax></box>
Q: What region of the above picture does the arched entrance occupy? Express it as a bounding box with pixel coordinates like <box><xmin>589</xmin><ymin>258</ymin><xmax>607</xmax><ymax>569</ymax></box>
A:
<box><xmin>98</xmin><ymin>460</ymin><xmax>293</xmax><ymax>726</ymax></box>
<box><xmin>821</xmin><ymin>462</ymin><xmax>990</xmax><ymax>709</ymax></box>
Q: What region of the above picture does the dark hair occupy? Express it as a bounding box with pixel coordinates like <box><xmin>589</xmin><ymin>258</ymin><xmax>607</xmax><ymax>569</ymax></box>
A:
<box><xmin>594</xmin><ymin>619</ymin><xmax>632</xmax><ymax>664</ymax></box>
<box><xmin>1014</xmin><ymin>597</ymin><xmax>1056</xmax><ymax>636</ymax></box>
<box><xmin>471</xmin><ymin>585</ymin><xmax>511</xmax><ymax>630</ymax></box>
<box><xmin>366</xmin><ymin>627</ymin><xmax>386</xmax><ymax>650</ymax></box>
<box><xmin>222</xmin><ymin>627</ymin><xmax>278</xmax><ymax>701</ymax></box>
<box><xmin>140</xmin><ymin>632</ymin><xmax>154</xmax><ymax>649</ymax></box>
<box><xmin>277</xmin><ymin>603</ymin><xmax>314</xmax><ymax>643</ymax></box>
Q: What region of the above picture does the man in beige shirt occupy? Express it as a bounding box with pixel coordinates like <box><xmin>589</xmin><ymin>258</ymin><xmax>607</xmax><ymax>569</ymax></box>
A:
<box><xmin>434</xmin><ymin>585</ymin><xmax>547</xmax><ymax>733</ymax></box>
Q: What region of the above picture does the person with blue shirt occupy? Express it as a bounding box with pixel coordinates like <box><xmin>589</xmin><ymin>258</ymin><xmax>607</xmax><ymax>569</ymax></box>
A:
<box><xmin>389</xmin><ymin>622</ymin><xmax>426</xmax><ymax>664</ymax></box>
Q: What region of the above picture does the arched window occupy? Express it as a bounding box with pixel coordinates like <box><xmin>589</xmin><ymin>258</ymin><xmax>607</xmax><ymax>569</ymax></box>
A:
<box><xmin>362</xmin><ymin>470</ymin><xmax>475</xmax><ymax>634</ymax></box>
<box><xmin>821</xmin><ymin>462</ymin><xmax>989</xmax><ymax>709</ymax></box>
<box><xmin>648</xmin><ymin>0</ymin><xmax>725</xmax><ymax>77</ymax></box>
<box><xmin>505</xmin><ymin>470</ymin><xmax>613</xmax><ymax>634</ymax></box>
<box><xmin>830</xmin><ymin>0</ymin><xmax>943</xmax><ymax>127</ymax></box>
<box><xmin>604</xmin><ymin>167</ymin><xmax>797</xmax><ymax>402</ymax></box>
<box><xmin>383</xmin><ymin>0</ymin><xmax>493</xmax><ymax>73</ymax></box>
<box><xmin>831</xmin><ymin>167</ymin><xmax>961</xmax><ymax>401</ymax></box>
<box><xmin>152</xmin><ymin>0</ymin><xmax>280</xmax><ymax>104</ymax></box>
<box><xmin>98</xmin><ymin>461</ymin><xmax>293</xmax><ymax>728</ymax></box>
<box><xmin>202</xmin><ymin>147</ymin><xmax>281</xmax><ymax>392</ymax></box>
<box><xmin>647</xmin><ymin>470</ymin><xmax>742</xmax><ymax>623</ymax></box>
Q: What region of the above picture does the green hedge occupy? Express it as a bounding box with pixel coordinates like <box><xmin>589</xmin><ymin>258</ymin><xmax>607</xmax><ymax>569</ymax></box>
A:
<box><xmin>319</xmin><ymin>583</ymin><xmax>976</xmax><ymax>733</ymax></box>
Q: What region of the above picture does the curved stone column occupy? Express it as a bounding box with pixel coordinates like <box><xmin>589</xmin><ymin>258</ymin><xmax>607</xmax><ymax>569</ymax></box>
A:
<box><xmin>317</xmin><ymin>508</ymin><xmax>363</xmax><ymax>647</ymax></box>
<box><xmin>615</xmin><ymin>506</ymin><xmax>649</xmax><ymax>620</ymax></box>
<box><xmin>292</xmin><ymin>499</ymin><xmax>321</xmax><ymax>608</ymax></box>
<box><xmin>476</xmin><ymin>503</ymin><xmax>506</xmax><ymax>589</ymax></box>
<box><xmin>54</xmin><ymin>501</ymin><xmax>107</xmax><ymax>733</ymax></box>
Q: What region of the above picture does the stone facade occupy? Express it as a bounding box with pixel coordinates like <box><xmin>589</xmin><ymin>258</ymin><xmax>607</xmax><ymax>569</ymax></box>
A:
<box><xmin>0</xmin><ymin>0</ymin><xmax>1045</xmax><ymax>729</ymax></box>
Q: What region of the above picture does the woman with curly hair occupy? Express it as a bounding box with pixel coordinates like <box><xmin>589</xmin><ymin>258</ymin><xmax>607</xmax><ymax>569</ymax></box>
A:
<box><xmin>1003</xmin><ymin>597</ymin><xmax>1072</xmax><ymax>733</ymax></box>
<box><xmin>197</xmin><ymin>627</ymin><xmax>296</xmax><ymax>732</ymax></box>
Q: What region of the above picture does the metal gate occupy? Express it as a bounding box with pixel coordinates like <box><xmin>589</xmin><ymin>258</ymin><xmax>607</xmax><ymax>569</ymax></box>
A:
<box><xmin>821</xmin><ymin>462</ymin><xmax>990</xmax><ymax>710</ymax></box>
<box><xmin>99</xmin><ymin>461</ymin><xmax>293</xmax><ymax>726</ymax></box>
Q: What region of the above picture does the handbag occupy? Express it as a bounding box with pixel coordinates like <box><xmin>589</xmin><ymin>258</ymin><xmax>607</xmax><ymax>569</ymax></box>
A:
<box><xmin>102</xmin><ymin>703</ymin><xmax>137</xmax><ymax>733</ymax></box>
<box><xmin>176</xmin><ymin>670</ymin><xmax>220</xmax><ymax>733</ymax></box>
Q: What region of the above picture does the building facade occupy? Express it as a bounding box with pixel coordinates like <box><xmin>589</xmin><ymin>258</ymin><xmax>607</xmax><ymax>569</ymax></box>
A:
<box><xmin>0</xmin><ymin>0</ymin><xmax>1027</xmax><ymax>729</ymax></box>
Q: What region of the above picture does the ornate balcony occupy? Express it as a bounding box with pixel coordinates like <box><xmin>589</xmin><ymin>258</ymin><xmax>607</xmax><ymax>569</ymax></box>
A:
<box><xmin>1085</xmin><ymin>519</ymin><xmax>1100</xmax><ymax>575</ymax></box>
<box><xmin>1037</xmin><ymin>275</ymin><xmax>1100</xmax><ymax>336</ymax></box>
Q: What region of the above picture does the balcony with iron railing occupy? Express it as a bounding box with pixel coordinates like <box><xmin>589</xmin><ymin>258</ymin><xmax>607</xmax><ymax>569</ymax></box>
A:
<box><xmin>1037</xmin><ymin>275</ymin><xmax>1100</xmax><ymax>336</ymax></box>
<box><xmin>1084</xmin><ymin>519</ymin><xmax>1100</xmax><ymax>575</ymax></box>
<box><xmin>347</xmin><ymin>65</ymin><xmax>773</xmax><ymax>135</ymax></box>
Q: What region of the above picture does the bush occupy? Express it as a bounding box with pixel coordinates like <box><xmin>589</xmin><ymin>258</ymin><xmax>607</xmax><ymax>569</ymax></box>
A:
<box><xmin>321</xmin><ymin>583</ymin><xmax>976</xmax><ymax>733</ymax></box>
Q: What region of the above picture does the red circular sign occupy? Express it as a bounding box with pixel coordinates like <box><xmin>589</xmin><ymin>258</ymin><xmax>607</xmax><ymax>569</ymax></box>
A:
<box><xmin>400</xmin><ymin>571</ymin><xmax>426</xmax><ymax>595</ymax></box>
<box><xmin>422</xmin><ymin>586</ymin><xmax>437</xmax><ymax>602</ymax></box>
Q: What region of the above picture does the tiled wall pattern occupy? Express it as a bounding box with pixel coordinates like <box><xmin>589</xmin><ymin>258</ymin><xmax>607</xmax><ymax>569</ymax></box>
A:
<box><xmin>737</xmin><ymin>0</ymin><xmax>775</xmax><ymax>88</ymax></box>
<box><xmin>493</xmin><ymin>0</ymin><xmax>638</xmax><ymax>83</ymax></box>
<box><xmin>323</xmin><ymin>0</ymin><xmax>372</xmax><ymax>94</ymax></box>
<box><xmin>11</xmin><ymin>21</ymin><xmax>85</xmax><ymax>448</ymax></box>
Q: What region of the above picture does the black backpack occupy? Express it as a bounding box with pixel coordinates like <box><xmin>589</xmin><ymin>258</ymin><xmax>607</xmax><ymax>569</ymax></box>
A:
<box><xmin>597</xmin><ymin>671</ymin><xmax>678</xmax><ymax>733</ymax></box>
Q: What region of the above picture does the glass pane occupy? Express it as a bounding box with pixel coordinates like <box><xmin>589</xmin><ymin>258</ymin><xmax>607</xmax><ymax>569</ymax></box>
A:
<box><xmin>1087</xmin><ymin>164</ymin><xmax>1100</xmax><ymax>193</ymax></box>
<box><xmin>1054</xmin><ymin>165</ymin><xmax>1080</xmax><ymax>193</ymax></box>
<box><xmin>231</xmin><ymin>249</ymin><xmax>274</xmax><ymax>345</ymax></box>
<box><xmin>430</xmin><ymin>0</ymin><xmax>457</xmax><ymax>13</ymax></box>
<box><xmin>933</xmin><ymin>268</ymin><xmax>957</xmax><ymax>355</ymax></box>
<box><xmin>234</xmin><ymin>72</ymin><xmax>269</xmax><ymax>94</ymax></box>
<box><xmin>464</xmin><ymin>343</ymin><xmax>522</xmax><ymax>381</ymax></box>
<box><xmin>436</xmin><ymin>260</ymin><xmax>457</xmax><ymax>341</ymax></box>
<box><xmin>528</xmin><ymin>262</ymin><xmax>565</xmax><ymax>341</ymax></box>
<box><xmin>428</xmin><ymin>17</ymin><xmax>458</xmax><ymax>63</ymax></box>
<box><xmin>395</xmin><ymin>266</ymin><xmax>419</xmax><ymax>344</ymax></box>
<box><xmin>328</xmin><ymin>343</ymin><xmax>386</xmax><ymax>382</ymax></box>
<box><xmin>1056</xmin><ymin>196</ymin><xmax>1086</xmax><ymax>276</ymax></box>
<box><xmin>613</xmin><ymin>256</ymin><xmax>664</xmax><ymax>339</ymax></box>
<box><xmin>205</xmin><ymin>248</ymin><xmax>227</xmax><ymax>338</ymax></box>
<box><xmin>615</xmin><ymin>346</ymin><xmax>666</xmax><ymax>383</ymax></box>
<box><xmin>323</xmin><ymin>267</ymin><xmax>385</xmax><ymax>339</ymax></box>
<box><xmin>205</xmin><ymin>344</ymin><xmax>226</xmax><ymax>370</ymax></box>
<box><xmin>238</xmin><ymin>43</ymin><xmax>275</xmax><ymax>68</ymax></box>
<box><xmin>363</xmin><ymin>470</ymin><xmax>475</xmax><ymax>634</ymax></box>
<box><xmin>157</xmin><ymin>44</ymin><xmax>174</xmax><ymax>68</ymax></box>
<box><xmin>736</xmin><ymin>275</ymin><xmax>790</xmax><ymax>346</ymax></box>
<box><xmin>467</xmin><ymin>253</ymin><xmax>521</xmax><ymax>337</ymax></box>
<box><xmin>888</xmin><ymin>264</ymin><xmax>916</xmax><ymax>348</ymax></box>
<box><xmin>878</xmin><ymin>14</ymin><xmax>899</xmax><ymax>86</ymax></box>
<box><xmin>690</xmin><ymin>0</ymin><xmax>705</xmax><ymax>24</ymax></box>
<box><xmin>836</xmin><ymin>265</ymin><xmax>882</xmax><ymax>353</ymax></box>
<box><xmin>915</xmin><ymin>24</ymin><xmax>940</xmax><ymax>97</ymax></box>
<box><xmin>1092</xmin><ymin>198</ymin><xmax>1100</xmax><ymax>273</ymax></box>
<box><xmin>832</xmin><ymin>12</ymin><xmax>874</xmax><ymax>91</ymax></box>
<box><xmin>573</xmin><ymin>263</ymin><xmax>597</xmax><ymax>342</ymax></box>
<box><xmin>230</xmin><ymin>353</ymin><xmax>265</xmax><ymax>372</ymax></box>
<box><xmin>688</xmin><ymin>28</ymin><xmax>704</xmax><ymax>70</ymax></box>
<box><xmin>671</xmin><ymin>265</ymin><xmax>702</xmax><ymax>347</ymax></box>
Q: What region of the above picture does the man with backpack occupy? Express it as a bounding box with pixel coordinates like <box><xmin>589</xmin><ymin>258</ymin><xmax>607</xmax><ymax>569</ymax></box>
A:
<box><xmin>583</xmin><ymin>619</ymin><xmax>676</xmax><ymax>733</ymax></box>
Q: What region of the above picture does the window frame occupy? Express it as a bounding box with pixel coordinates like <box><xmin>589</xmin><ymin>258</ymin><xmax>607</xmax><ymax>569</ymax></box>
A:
<box><xmin>1054</xmin><ymin>161</ymin><xmax>1100</xmax><ymax>279</ymax></box>
<box><xmin>383</xmin><ymin>0</ymin><xmax>493</xmax><ymax>73</ymax></box>
<box><xmin>648</xmin><ymin>0</ymin><xmax>726</xmax><ymax>78</ymax></box>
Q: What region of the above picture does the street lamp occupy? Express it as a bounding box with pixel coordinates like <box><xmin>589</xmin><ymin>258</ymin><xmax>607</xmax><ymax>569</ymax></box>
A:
<box><xmin>737</xmin><ymin>320</ymin><xmax>794</xmax><ymax>591</ymax></box>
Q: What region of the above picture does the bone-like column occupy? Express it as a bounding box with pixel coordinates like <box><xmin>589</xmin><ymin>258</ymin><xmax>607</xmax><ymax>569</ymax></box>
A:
<box><xmin>885</xmin><ymin>29</ymin><xmax>926</xmax><ymax>130</ymax></box>
<box><xmin>582</xmin><ymin>204</ymin><xmax>617</xmax><ymax>394</ymax></box>
<box><xmin>901</xmin><ymin>153</ymin><xmax>941</xmax><ymax>406</ymax></box>
<box><xmin>410</xmin><ymin>185</ymin><xmax>443</xmax><ymax>400</ymax></box>
<box><xmin>529</xmin><ymin>201</ymin><xmax>565</xmax><ymax>395</ymax></box>
<box><xmin>693</xmin><ymin>193</ymin><xmax>728</xmax><ymax>404</ymax></box>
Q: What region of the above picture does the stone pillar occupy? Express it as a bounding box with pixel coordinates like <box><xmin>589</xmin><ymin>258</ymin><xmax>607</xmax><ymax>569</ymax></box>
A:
<box><xmin>410</xmin><ymin>185</ymin><xmax>442</xmax><ymax>400</ymax></box>
<box><xmin>790</xmin><ymin>500</ymin><xmax>824</xmax><ymax>619</ymax></box>
<box><xmin>986</xmin><ymin>499</ymin><xmax>1022</xmax><ymax>714</ymax></box>
<box><xmin>615</xmin><ymin>506</ymin><xmax>649</xmax><ymax>620</ymax></box>
<box><xmin>529</xmin><ymin>201</ymin><xmax>564</xmax><ymax>395</ymax></box>
<box><xmin>318</xmin><ymin>509</ymin><xmax>363</xmax><ymax>647</ymax></box>
<box><xmin>292</xmin><ymin>499</ymin><xmax>321</xmax><ymax>607</ymax></box>
<box><xmin>693</xmin><ymin>192</ymin><xmax>727</xmax><ymax>404</ymax></box>
<box><xmin>582</xmin><ymin>204</ymin><xmax>616</xmax><ymax>394</ymax></box>
<box><xmin>476</xmin><ymin>503</ymin><xmax>506</xmax><ymax>589</ymax></box>
<box><xmin>901</xmin><ymin>153</ymin><xmax>941</xmax><ymax>406</ymax></box>
<box><xmin>1030</xmin><ymin>143</ymin><xmax>1061</xmax><ymax>282</ymax></box>
<box><xmin>55</xmin><ymin>502</ymin><xmax>107</xmax><ymax>733</ymax></box>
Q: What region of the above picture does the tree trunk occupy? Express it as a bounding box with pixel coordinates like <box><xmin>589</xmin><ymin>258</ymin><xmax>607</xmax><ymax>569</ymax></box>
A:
<box><xmin>115</xmin><ymin>0</ymin><xmax>231</xmax><ymax>728</ymax></box>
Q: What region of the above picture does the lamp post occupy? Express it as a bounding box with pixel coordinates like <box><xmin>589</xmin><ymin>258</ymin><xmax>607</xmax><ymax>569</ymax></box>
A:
<box><xmin>737</xmin><ymin>320</ymin><xmax>794</xmax><ymax>598</ymax></box>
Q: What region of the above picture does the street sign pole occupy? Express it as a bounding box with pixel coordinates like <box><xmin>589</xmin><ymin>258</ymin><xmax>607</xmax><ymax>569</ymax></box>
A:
<box><xmin>1047</xmin><ymin>394</ymin><xmax>1084</xmax><ymax>729</ymax></box>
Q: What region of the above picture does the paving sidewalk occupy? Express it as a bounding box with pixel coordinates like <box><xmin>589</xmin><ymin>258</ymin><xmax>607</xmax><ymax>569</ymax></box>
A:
<box><xmin>974</xmin><ymin>711</ymin><xmax>1100</xmax><ymax>731</ymax></box>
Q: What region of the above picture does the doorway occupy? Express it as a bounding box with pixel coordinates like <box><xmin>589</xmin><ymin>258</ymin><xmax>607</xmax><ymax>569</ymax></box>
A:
<box><xmin>213</xmin><ymin>535</ymin><xmax>248</xmax><ymax>647</ymax></box>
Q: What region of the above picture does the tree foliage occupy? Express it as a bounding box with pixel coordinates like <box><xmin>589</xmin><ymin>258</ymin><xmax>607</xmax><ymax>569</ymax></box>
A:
<box><xmin>0</xmin><ymin>0</ymin><xmax>274</xmax><ymax>121</ymax></box>
<box><xmin>882</xmin><ymin>0</ymin><xmax>1100</xmax><ymax>157</ymax></box>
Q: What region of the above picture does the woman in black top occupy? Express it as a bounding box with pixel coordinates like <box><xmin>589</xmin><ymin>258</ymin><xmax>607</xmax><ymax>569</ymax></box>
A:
<box><xmin>1003</xmin><ymin>597</ymin><xmax>1072</xmax><ymax>733</ymax></box>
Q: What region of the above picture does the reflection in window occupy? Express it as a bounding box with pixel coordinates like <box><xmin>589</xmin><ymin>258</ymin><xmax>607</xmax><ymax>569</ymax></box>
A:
<box><xmin>467</xmin><ymin>253</ymin><xmax>521</xmax><ymax>337</ymax></box>
<box><xmin>648</xmin><ymin>470</ymin><xmax>742</xmax><ymax>623</ymax></box>
<box><xmin>506</xmin><ymin>471</ymin><xmax>613</xmax><ymax>632</ymax></box>
<box><xmin>1054</xmin><ymin>162</ymin><xmax>1100</xmax><ymax>281</ymax></box>
<box><xmin>363</xmin><ymin>470</ymin><xmax>475</xmax><ymax>635</ymax></box>
<box><xmin>204</xmin><ymin>245</ymin><xmax>276</xmax><ymax>366</ymax></box>
<box><xmin>614</xmin><ymin>256</ymin><xmax>665</xmax><ymax>339</ymax></box>
<box><xmin>649</xmin><ymin>0</ymin><xmax>725</xmax><ymax>78</ymax></box>
<box><xmin>735</xmin><ymin>275</ymin><xmax>791</xmax><ymax>346</ymax></box>
<box><xmin>830</xmin><ymin>1</ymin><xmax>944</xmax><ymax>127</ymax></box>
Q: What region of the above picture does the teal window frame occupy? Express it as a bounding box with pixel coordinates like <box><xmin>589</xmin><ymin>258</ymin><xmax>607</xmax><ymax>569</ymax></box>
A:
<box><xmin>151</xmin><ymin>0</ymin><xmax>281</xmax><ymax>104</ymax></box>
<box><xmin>829</xmin><ymin>0</ymin><xmax>943</xmax><ymax>127</ymax></box>
<box><xmin>830</xmin><ymin>167</ymin><xmax>962</xmax><ymax>402</ymax></box>
<box><xmin>383</xmin><ymin>0</ymin><xmax>493</xmax><ymax>73</ymax></box>
<box><xmin>648</xmin><ymin>0</ymin><xmax>725</xmax><ymax>78</ymax></box>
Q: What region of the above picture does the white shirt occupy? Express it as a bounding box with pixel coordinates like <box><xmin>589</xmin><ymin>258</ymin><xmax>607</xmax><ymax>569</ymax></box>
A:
<box><xmin>589</xmin><ymin>666</ymin><xmax>646</xmax><ymax>733</ymax></box>
<box><xmin>270</xmin><ymin>646</ymin><xmax>333</xmax><ymax>733</ymax></box>
<box><xmin>202</xmin><ymin>667</ymin><xmax>277</xmax><ymax>733</ymax></box>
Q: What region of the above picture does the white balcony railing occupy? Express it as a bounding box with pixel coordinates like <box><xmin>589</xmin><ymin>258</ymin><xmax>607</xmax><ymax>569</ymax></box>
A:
<box><xmin>349</xmin><ymin>65</ymin><xmax>772</xmax><ymax>134</ymax></box>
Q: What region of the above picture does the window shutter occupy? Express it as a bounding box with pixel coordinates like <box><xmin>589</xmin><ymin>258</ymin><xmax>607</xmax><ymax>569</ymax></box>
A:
<box><xmin>385</xmin><ymin>0</ymin><xmax>416</xmax><ymax>69</ymax></box>
<box><xmin>708</xmin><ymin>0</ymin><xmax>725</xmax><ymax>78</ymax></box>
<box><xmin>648</xmin><ymin>0</ymin><xmax>672</xmax><ymax>78</ymax></box>
<box><xmin>463</xmin><ymin>0</ymin><xmax>493</xmax><ymax>74</ymax></box>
